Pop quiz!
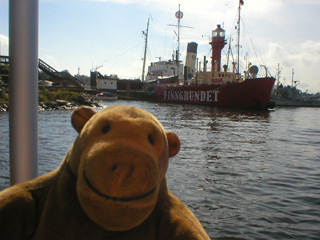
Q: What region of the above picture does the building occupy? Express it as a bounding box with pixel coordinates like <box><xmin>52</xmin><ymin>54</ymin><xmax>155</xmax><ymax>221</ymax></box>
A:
<box><xmin>97</xmin><ymin>78</ymin><xmax>117</xmax><ymax>90</ymax></box>
<box><xmin>90</xmin><ymin>71</ymin><xmax>118</xmax><ymax>90</ymax></box>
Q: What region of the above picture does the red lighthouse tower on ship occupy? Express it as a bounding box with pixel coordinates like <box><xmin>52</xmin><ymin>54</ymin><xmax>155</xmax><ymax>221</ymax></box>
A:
<box><xmin>209</xmin><ymin>25</ymin><xmax>227</xmax><ymax>72</ymax></box>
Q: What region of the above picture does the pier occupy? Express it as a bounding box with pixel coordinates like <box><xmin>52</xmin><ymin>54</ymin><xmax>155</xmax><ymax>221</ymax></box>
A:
<box><xmin>0</xmin><ymin>55</ymin><xmax>83</xmax><ymax>87</ymax></box>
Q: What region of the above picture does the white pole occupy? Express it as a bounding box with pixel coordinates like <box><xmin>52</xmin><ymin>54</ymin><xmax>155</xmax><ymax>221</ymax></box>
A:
<box><xmin>237</xmin><ymin>1</ymin><xmax>241</xmax><ymax>74</ymax></box>
<box><xmin>9</xmin><ymin>0</ymin><xmax>39</xmax><ymax>185</ymax></box>
<box><xmin>141</xmin><ymin>17</ymin><xmax>150</xmax><ymax>82</ymax></box>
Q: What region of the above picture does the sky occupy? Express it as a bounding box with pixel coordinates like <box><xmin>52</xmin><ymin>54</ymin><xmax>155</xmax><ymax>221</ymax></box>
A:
<box><xmin>0</xmin><ymin>0</ymin><xmax>320</xmax><ymax>93</ymax></box>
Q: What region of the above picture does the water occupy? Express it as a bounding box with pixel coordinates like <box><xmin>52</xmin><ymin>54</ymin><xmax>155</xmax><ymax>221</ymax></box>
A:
<box><xmin>1</xmin><ymin>101</ymin><xmax>320</xmax><ymax>239</ymax></box>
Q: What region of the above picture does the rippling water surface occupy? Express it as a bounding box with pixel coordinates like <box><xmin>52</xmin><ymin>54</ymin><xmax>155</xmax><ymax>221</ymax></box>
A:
<box><xmin>1</xmin><ymin>101</ymin><xmax>320</xmax><ymax>239</ymax></box>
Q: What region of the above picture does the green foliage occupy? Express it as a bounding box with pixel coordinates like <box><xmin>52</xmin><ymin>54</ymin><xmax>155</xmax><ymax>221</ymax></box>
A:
<box><xmin>0</xmin><ymin>64</ymin><xmax>9</xmax><ymax>84</ymax></box>
<box><xmin>38</xmin><ymin>70</ymin><xmax>51</xmax><ymax>80</ymax></box>
<box><xmin>0</xmin><ymin>64</ymin><xmax>9</xmax><ymax>74</ymax></box>
<box><xmin>0</xmin><ymin>90</ymin><xmax>9</xmax><ymax>103</ymax></box>
<box><xmin>38</xmin><ymin>88</ymin><xmax>87</xmax><ymax>103</ymax></box>
<box><xmin>0</xmin><ymin>87</ymin><xmax>88</xmax><ymax>104</ymax></box>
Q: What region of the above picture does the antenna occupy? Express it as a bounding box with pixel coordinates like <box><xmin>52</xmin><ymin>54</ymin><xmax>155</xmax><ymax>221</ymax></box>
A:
<box><xmin>276</xmin><ymin>63</ymin><xmax>281</xmax><ymax>88</ymax></box>
<box><xmin>291</xmin><ymin>68</ymin><xmax>294</xmax><ymax>87</ymax></box>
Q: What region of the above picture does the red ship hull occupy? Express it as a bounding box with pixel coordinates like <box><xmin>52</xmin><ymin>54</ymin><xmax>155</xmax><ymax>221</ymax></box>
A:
<box><xmin>154</xmin><ymin>77</ymin><xmax>276</xmax><ymax>109</ymax></box>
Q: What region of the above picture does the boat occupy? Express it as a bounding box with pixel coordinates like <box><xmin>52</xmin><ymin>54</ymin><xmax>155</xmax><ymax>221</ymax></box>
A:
<box><xmin>272</xmin><ymin>85</ymin><xmax>320</xmax><ymax>107</ymax></box>
<box><xmin>146</xmin><ymin>2</ymin><xmax>276</xmax><ymax>109</ymax></box>
<box><xmin>271</xmin><ymin>66</ymin><xmax>320</xmax><ymax>107</ymax></box>
<box><xmin>93</xmin><ymin>92</ymin><xmax>118</xmax><ymax>100</ymax></box>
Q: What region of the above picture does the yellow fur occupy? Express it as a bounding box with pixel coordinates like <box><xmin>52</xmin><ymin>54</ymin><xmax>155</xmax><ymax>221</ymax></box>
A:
<box><xmin>0</xmin><ymin>105</ymin><xmax>210</xmax><ymax>239</ymax></box>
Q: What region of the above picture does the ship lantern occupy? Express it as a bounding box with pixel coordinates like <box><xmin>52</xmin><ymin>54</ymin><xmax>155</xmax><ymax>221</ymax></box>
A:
<box><xmin>212</xmin><ymin>24</ymin><xmax>225</xmax><ymax>38</ymax></box>
<box><xmin>210</xmin><ymin>24</ymin><xmax>227</xmax><ymax>72</ymax></box>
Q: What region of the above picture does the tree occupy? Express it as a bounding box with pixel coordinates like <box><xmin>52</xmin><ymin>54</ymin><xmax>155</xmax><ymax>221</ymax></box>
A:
<box><xmin>38</xmin><ymin>70</ymin><xmax>51</xmax><ymax>80</ymax></box>
<box><xmin>0</xmin><ymin>64</ymin><xmax>9</xmax><ymax>84</ymax></box>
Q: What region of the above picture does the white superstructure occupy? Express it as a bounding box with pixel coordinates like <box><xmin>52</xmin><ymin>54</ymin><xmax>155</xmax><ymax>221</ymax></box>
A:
<box><xmin>146</xmin><ymin>60</ymin><xmax>183</xmax><ymax>82</ymax></box>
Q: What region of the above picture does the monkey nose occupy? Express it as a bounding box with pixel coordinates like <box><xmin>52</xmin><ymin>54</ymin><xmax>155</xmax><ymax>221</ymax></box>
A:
<box><xmin>110</xmin><ymin>163</ymin><xmax>134</xmax><ymax>188</ymax></box>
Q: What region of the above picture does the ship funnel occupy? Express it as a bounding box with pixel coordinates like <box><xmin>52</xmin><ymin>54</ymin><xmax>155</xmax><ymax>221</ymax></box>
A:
<box><xmin>185</xmin><ymin>42</ymin><xmax>198</xmax><ymax>79</ymax></box>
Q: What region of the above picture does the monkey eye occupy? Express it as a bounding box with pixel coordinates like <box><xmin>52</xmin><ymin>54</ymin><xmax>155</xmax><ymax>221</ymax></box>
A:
<box><xmin>102</xmin><ymin>123</ymin><xmax>111</xmax><ymax>134</ymax></box>
<box><xmin>148</xmin><ymin>134</ymin><xmax>154</xmax><ymax>145</ymax></box>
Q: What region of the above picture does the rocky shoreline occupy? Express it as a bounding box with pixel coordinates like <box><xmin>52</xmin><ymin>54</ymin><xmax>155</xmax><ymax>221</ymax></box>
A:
<box><xmin>0</xmin><ymin>97</ymin><xmax>103</xmax><ymax>112</ymax></box>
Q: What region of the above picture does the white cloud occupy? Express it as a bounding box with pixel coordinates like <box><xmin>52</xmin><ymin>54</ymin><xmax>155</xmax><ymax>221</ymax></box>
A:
<box><xmin>265</xmin><ymin>41</ymin><xmax>320</xmax><ymax>93</ymax></box>
<box><xmin>290</xmin><ymin>0</ymin><xmax>320</xmax><ymax>4</ymax></box>
<box><xmin>239</xmin><ymin>0</ymin><xmax>284</xmax><ymax>18</ymax></box>
<box><xmin>0</xmin><ymin>34</ymin><xmax>9</xmax><ymax>56</ymax></box>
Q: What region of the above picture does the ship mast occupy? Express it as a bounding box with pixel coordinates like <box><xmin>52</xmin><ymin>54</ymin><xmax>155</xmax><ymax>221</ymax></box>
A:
<box><xmin>168</xmin><ymin>5</ymin><xmax>192</xmax><ymax>74</ymax></box>
<box><xmin>141</xmin><ymin>16</ymin><xmax>151</xmax><ymax>82</ymax></box>
<box><xmin>169</xmin><ymin>5</ymin><xmax>184</xmax><ymax>64</ymax></box>
<box><xmin>237</xmin><ymin>0</ymin><xmax>244</xmax><ymax>74</ymax></box>
<box><xmin>176</xmin><ymin>4</ymin><xmax>182</xmax><ymax>63</ymax></box>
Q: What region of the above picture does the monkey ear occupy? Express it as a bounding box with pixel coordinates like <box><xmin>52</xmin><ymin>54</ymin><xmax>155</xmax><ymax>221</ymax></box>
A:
<box><xmin>166</xmin><ymin>131</ymin><xmax>180</xmax><ymax>158</ymax></box>
<box><xmin>71</xmin><ymin>106</ymin><xmax>97</xmax><ymax>133</ymax></box>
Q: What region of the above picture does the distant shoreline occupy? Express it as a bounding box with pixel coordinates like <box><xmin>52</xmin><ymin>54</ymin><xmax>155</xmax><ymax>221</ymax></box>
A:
<box><xmin>0</xmin><ymin>99</ymin><xmax>103</xmax><ymax>112</ymax></box>
<box><xmin>0</xmin><ymin>91</ymin><xmax>103</xmax><ymax>112</ymax></box>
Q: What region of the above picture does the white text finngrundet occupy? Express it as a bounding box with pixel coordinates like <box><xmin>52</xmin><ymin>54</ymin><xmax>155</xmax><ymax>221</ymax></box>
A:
<box><xmin>163</xmin><ymin>90</ymin><xmax>219</xmax><ymax>102</ymax></box>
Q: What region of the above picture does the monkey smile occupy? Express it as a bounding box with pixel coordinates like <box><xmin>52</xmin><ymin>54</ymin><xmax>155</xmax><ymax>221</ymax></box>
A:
<box><xmin>83</xmin><ymin>171</ymin><xmax>156</xmax><ymax>202</ymax></box>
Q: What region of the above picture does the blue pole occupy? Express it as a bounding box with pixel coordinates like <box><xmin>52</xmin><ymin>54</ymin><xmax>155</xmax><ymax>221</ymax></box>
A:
<box><xmin>9</xmin><ymin>0</ymin><xmax>39</xmax><ymax>185</ymax></box>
